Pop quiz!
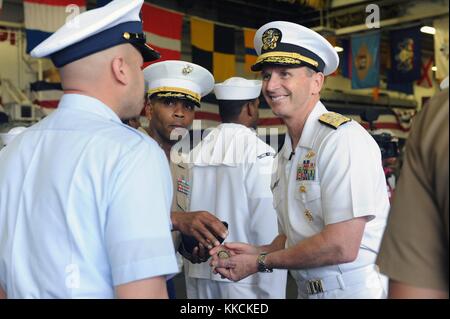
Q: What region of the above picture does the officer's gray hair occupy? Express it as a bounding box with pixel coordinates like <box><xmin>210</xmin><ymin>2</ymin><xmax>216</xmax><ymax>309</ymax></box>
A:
<box><xmin>304</xmin><ymin>67</ymin><xmax>316</xmax><ymax>77</ymax></box>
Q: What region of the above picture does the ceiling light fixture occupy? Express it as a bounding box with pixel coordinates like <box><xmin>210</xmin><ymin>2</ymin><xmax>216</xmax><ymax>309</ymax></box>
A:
<box><xmin>420</xmin><ymin>26</ymin><xmax>436</xmax><ymax>35</ymax></box>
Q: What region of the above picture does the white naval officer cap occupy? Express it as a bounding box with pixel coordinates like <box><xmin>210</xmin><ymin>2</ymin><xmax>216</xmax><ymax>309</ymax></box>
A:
<box><xmin>252</xmin><ymin>21</ymin><xmax>339</xmax><ymax>76</ymax></box>
<box><xmin>30</xmin><ymin>0</ymin><xmax>160</xmax><ymax>67</ymax></box>
<box><xmin>143</xmin><ymin>60</ymin><xmax>214</xmax><ymax>108</ymax></box>
<box><xmin>214</xmin><ymin>77</ymin><xmax>262</xmax><ymax>101</ymax></box>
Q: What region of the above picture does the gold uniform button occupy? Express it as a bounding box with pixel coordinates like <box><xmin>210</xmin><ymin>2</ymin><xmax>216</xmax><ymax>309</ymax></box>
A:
<box><xmin>299</xmin><ymin>185</ymin><xmax>306</xmax><ymax>193</ymax></box>
<box><xmin>123</xmin><ymin>32</ymin><xmax>130</xmax><ymax>40</ymax></box>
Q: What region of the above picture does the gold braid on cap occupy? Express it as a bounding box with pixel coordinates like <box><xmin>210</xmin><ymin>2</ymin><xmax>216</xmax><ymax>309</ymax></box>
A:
<box><xmin>147</xmin><ymin>86</ymin><xmax>201</xmax><ymax>104</ymax></box>
<box><xmin>255</xmin><ymin>51</ymin><xmax>319</xmax><ymax>68</ymax></box>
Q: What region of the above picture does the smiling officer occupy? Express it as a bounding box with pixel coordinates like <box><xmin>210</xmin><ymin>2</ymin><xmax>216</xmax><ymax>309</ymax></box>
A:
<box><xmin>211</xmin><ymin>21</ymin><xmax>390</xmax><ymax>299</ymax></box>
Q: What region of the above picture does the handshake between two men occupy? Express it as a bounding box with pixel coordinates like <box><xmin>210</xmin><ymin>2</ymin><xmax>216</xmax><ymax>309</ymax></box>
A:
<box><xmin>173</xmin><ymin>211</ymin><xmax>286</xmax><ymax>283</ymax></box>
<box><xmin>182</xmin><ymin>239</ymin><xmax>272</xmax><ymax>283</ymax></box>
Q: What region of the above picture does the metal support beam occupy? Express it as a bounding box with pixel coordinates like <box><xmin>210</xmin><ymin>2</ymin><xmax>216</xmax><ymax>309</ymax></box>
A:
<box><xmin>335</xmin><ymin>10</ymin><xmax>449</xmax><ymax>35</ymax></box>
<box><xmin>0</xmin><ymin>20</ymin><xmax>23</xmax><ymax>29</ymax></box>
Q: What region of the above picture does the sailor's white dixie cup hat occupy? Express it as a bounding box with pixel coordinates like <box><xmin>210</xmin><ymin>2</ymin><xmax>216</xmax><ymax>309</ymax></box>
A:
<box><xmin>252</xmin><ymin>21</ymin><xmax>339</xmax><ymax>76</ymax></box>
<box><xmin>214</xmin><ymin>77</ymin><xmax>262</xmax><ymax>101</ymax></box>
<box><xmin>30</xmin><ymin>0</ymin><xmax>160</xmax><ymax>67</ymax></box>
<box><xmin>143</xmin><ymin>60</ymin><xmax>214</xmax><ymax>107</ymax></box>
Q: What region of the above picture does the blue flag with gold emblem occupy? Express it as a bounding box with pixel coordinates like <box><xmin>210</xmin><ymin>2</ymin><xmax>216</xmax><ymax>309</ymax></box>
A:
<box><xmin>387</xmin><ymin>81</ymin><xmax>414</xmax><ymax>95</ymax></box>
<box><xmin>340</xmin><ymin>38</ymin><xmax>351</xmax><ymax>78</ymax></box>
<box><xmin>389</xmin><ymin>26</ymin><xmax>421</xmax><ymax>83</ymax></box>
<box><xmin>351</xmin><ymin>31</ymin><xmax>380</xmax><ymax>89</ymax></box>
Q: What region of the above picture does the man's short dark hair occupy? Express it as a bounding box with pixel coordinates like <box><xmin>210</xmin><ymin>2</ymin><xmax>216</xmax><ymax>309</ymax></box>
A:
<box><xmin>218</xmin><ymin>98</ymin><xmax>257</xmax><ymax>123</ymax></box>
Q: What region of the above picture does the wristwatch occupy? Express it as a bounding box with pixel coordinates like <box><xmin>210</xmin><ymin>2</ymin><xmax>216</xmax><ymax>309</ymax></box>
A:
<box><xmin>257</xmin><ymin>252</ymin><xmax>273</xmax><ymax>273</ymax></box>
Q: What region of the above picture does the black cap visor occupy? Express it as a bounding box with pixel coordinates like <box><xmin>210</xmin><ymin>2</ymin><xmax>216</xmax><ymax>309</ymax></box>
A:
<box><xmin>131</xmin><ymin>41</ymin><xmax>160</xmax><ymax>62</ymax></box>
<box><xmin>124</xmin><ymin>32</ymin><xmax>160</xmax><ymax>62</ymax></box>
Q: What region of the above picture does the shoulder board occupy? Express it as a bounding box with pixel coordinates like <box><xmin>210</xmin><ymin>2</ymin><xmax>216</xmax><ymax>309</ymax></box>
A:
<box><xmin>318</xmin><ymin>112</ymin><xmax>351</xmax><ymax>129</ymax></box>
<box><xmin>257</xmin><ymin>151</ymin><xmax>276</xmax><ymax>159</ymax></box>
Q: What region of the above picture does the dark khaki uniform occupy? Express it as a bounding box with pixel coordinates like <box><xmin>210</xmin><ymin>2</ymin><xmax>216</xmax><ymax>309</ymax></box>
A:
<box><xmin>377</xmin><ymin>89</ymin><xmax>449</xmax><ymax>292</ymax></box>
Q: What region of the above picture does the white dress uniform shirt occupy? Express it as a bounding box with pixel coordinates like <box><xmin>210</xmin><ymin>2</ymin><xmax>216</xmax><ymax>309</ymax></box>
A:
<box><xmin>0</xmin><ymin>94</ymin><xmax>178</xmax><ymax>298</ymax></box>
<box><xmin>273</xmin><ymin>101</ymin><xmax>389</xmax><ymax>299</ymax></box>
<box><xmin>174</xmin><ymin>123</ymin><xmax>287</xmax><ymax>299</ymax></box>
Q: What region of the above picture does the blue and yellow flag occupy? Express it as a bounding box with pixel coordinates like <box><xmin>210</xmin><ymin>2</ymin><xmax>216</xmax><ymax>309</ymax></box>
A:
<box><xmin>388</xmin><ymin>26</ymin><xmax>421</xmax><ymax>83</ymax></box>
<box><xmin>243</xmin><ymin>28</ymin><xmax>257</xmax><ymax>76</ymax></box>
<box><xmin>190</xmin><ymin>17</ymin><xmax>235</xmax><ymax>82</ymax></box>
<box><xmin>351</xmin><ymin>31</ymin><xmax>380</xmax><ymax>89</ymax></box>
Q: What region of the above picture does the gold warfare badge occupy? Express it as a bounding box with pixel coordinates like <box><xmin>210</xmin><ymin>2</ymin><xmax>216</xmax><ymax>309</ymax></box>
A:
<box><xmin>262</xmin><ymin>28</ymin><xmax>282</xmax><ymax>50</ymax></box>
